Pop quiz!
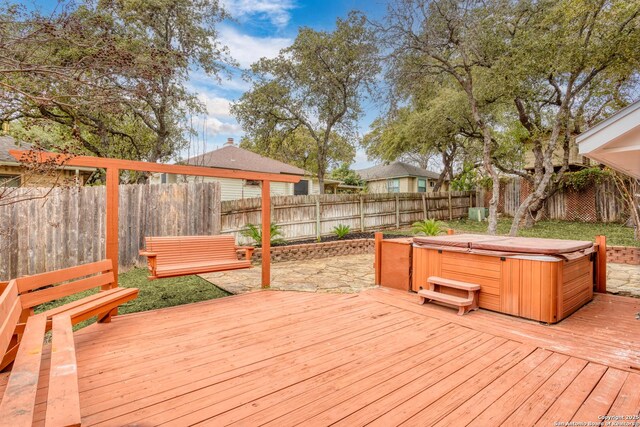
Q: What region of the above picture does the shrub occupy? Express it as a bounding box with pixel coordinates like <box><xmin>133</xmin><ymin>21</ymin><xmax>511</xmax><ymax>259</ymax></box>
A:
<box><xmin>411</xmin><ymin>219</ymin><xmax>443</xmax><ymax>236</ymax></box>
<box><xmin>240</xmin><ymin>223</ymin><xmax>286</xmax><ymax>246</ymax></box>
<box><xmin>333</xmin><ymin>224</ymin><xmax>351</xmax><ymax>239</ymax></box>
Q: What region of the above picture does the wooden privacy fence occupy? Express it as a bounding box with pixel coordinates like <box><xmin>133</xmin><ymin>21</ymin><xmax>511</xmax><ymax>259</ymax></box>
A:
<box><xmin>221</xmin><ymin>191</ymin><xmax>475</xmax><ymax>244</ymax></box>
<box><xmin>498</xmin><ymin>177</ymin><xmax>626</xmax><ymax>222</ymax></box>
<box><xmin>0</xmin><ymin>182</ymin><xmax>221</xmax><ymax>280</ymax></box>
<box><xmin>0</xmin><ymin>183</ymin><xmax>473</xmax><ymax>279</ymax></box>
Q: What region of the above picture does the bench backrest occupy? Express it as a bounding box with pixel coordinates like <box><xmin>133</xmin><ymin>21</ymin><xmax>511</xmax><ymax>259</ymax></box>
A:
<box><xmin>145</xmin><ymin>235</ymin><xmax>239</xmax><ymax>266</ymax></box>
<box><xmin>0</xmin><ymin>280</ymin><xmax>21</xmax><ymax>357</ymax></box>
<box><xmin>16</xmin><ymin>259</ymin><xmax>115</xmax><ymax>310</ymax></box>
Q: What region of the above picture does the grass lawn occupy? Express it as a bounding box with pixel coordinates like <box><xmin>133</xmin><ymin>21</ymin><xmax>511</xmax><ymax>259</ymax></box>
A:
<box><xmin>35</xmin><ymin>267</ymin><xmax>230</xmax><ymax>330</ymax></box>
<box><xmin>393</xmin><ymin>218</ymin><xmax>639</xmax><ymax>247</ymax></box>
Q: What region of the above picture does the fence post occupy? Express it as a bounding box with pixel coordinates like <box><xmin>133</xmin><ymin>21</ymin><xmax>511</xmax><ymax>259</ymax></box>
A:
<box><xmin>374</xmin><ymin>232</ymin><xmax>383</xmax><ymax>285</ymax></box>
<box><xmin>595</xmin><ymin>235</ymin><xmax>607</xmax><ymax>293</ymax></box>
<box><xmin>315</xmin><ymin>196</ymin><xmax>321</xmax><ymax>241</ymax></box>
<box><xmin>395</xmin><ymin>195</ymin><xmax>400</xmax><ymax>228</ymax></box>
<box><xmin>360</xmin><ymin>195</ymin><xmax>365</xmax><ymax>232</ymax></box>
<box><xmin>448</xmin><ymin>192</ymin><xmax>453</xmax><ymax>221</ymax></box>
<box><xmin>469</xmin><ymin>192</ymin><xmax>473</xmax><ymax>208</ymax></box>
<box><xmin>422</xmin><ymin>193</ymin><xmax>427</xmax><ymax>220</ymax></box>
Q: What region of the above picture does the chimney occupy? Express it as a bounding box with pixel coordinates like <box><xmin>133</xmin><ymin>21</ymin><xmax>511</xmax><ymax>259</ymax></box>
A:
<box><xmin>225</xmin><ymin>137</ymin><xmax>235</xmax><ymax>146</ymax></box>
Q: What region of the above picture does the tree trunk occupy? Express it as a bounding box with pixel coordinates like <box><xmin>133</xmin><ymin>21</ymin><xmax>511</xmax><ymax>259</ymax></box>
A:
<box><xmin>465</xmin><ymin>84</ymin><xmax>499</xmax><ymax>235</ymax></box>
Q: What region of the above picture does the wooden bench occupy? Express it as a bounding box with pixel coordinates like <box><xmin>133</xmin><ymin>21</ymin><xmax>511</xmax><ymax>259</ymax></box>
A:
<box><xmin>0</xmin><ymin>260</ymin><xmax>138</xmax><ymax>425</ymax></box>
<box><xmin>139</xmin><ymin>235</ymin><xmax>254</xmax><ymax>280</ymax></box>
<box><xmin>1</xmin><ymin>259</ymin><xmax>139</xmax><ymax>370</ymax></box>
<box><xmin>418</xmin><ymin>276</ymin><xmax>480</xmax><ymax>316</ymax></box>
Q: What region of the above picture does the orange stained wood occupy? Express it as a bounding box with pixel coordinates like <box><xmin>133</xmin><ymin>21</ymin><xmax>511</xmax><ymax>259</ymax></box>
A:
<box><xmin>374</xmin><ymin>232</ymin><xmax>383</xmax><ymax>285</ymax></box>
<box><xmin>261</xmin><ymin>180</ymin><xmax>271</xmax><ymax>288</ymax></box>
<box><xmin>8</xmin><ymin>150</ymin><xmax>302</xmax><ymax>183</ymax></box>
<box><xmin>595</xmin><ymin>235</ymin><xmax>607</xmax><ymax>293</ymax></box>
<box><xmin>0</xmin><ymin>288</ymin><xmax>637</xmax><ymax>425</ymax></box>
<box><xmin>139</xmin><ymin>235</ymin><xmax>253</xmax><ymax>279</ymax></box>
<box><xmin>10</xmin><ymin>149</ymin><xmax>301</xmax><ymax>289</ymax></box>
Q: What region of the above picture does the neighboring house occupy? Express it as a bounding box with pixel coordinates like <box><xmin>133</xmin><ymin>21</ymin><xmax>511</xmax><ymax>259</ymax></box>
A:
<box><xmin>523</xmin><ymin>137</ymin><xmax>592</xmax><ymax>171</ymax></box>
<box><xmin>151</xmin><ymin>139</ymin><xmax>333</xmax><ymax>201</ymax></box>
<box><xmin>356</xmin><ymin>161</ymin><xmax>446</xmax><ymax>194</ymax></box>
<box><xmin>0</xmin><ymin>135</ymin><xmax>94</xmax><ymax>187</ymax></box>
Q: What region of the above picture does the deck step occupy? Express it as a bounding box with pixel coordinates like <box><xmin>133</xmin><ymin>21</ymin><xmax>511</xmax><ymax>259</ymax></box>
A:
<box><xmin>427</xmin><ymin>276</ymin><xmax>481</xmax><ymax>291</ymax></box>
<box><xmin>417</xmin><ymin>289</ymin><xmax>473</xmax><ymax>306</ymax></box>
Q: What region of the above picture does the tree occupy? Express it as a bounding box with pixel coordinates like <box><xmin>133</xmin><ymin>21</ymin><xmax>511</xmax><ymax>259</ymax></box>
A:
<box><xmin>1</xmin><ymin>0</ymin><xmax>232</xmax><ymax>167</ymax></box>
<box><xmin>495</xmin><ymin>0</ymin><xmax>640</xmax><ymax>235</ymax></box>
<box><xmin>239</xmin><ymin>127</ymin><xmax>354</xmax><ymax>176</ymax></box>
<box><xmin>329</xmin><ymin>163</ymin><xmax>364</xmax><ymax>187</ymax></box>
<box><xmin>363</xmin><ymin>85</ymin><xmax>479</xmax><ymax>192</ymax></box>
<box><xmin>231</xmin><ymin>13</ymin><xmax>380</xmax><ymax>193</ymax></box>
<box><xmin>380</xmin><ymin>0</ymin><xmax>510</xmax><ymax>233</ymax></box>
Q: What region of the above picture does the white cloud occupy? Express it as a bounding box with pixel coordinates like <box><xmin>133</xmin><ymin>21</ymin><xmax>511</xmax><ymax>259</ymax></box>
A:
<box><xmin>201</xmin><ymin>116</ymin><xmax>243</xmax><ymax>135</ymax></box>
<box><xmin>197</xmin><ymin>93</ymin><xmax>233</xmax><ymax>117</ymax></box>
<box><xmin>219</xmin><ymin>25</ymin><xmax>292</xmax><ymax>69</ymax></box>
<box><xmin>222</xmin><ymin>0</ymin><xmax>296</xmax><ymax>28</ymax></box>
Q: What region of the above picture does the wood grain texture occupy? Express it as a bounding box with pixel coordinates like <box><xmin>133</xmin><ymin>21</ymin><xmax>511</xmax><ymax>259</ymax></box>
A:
<box><xmin>46</xmin><ymin>316</ymin><xmax>81</xmax><ymax>427</ymax></box>
<box><xmin>0</xmin><ymin>289</ymin><xmax>635</xmax><ymax>425</ymax></box>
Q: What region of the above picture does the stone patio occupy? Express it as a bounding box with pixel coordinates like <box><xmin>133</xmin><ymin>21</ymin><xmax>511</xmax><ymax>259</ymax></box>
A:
<box><xmin>607</xmin><ymin>263</ymin><xmax>640</xmax><ymax>297</ymax></box>
<box><xmin>200</xmin><ymin>253</ymin><xmax>640</xmax><ymax>298</ymax></box>
<box><xmin>200</xmin><ymin>253</ymin><xmax>376</xmax><ymax>294</ymax></box>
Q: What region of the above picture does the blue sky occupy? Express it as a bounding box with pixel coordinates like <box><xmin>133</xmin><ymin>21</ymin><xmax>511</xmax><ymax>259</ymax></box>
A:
<box><xmin>188</xmin><ymin>0</ymin><xmax>390</xmax><ymax>169</ymax></box>
<box><xmin>29</xmin><ymin>0</ymin><xmax>389</xmax><ymax>168</ymax></box>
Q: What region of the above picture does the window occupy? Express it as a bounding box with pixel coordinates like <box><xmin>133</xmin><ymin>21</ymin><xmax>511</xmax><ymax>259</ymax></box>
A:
<box><xmin>387</xmin><ymin>178</ymin><xmax>400</xmax><ymax>193</ymax></box>
<box><xmin>418</xmin><ymin>178</ymin><xmax>426</xmax><ymax>193</ymax></box>
<box><xmin>160</xmin><ymin>173</ymin><xmax>167</xmax><ymax>184</ymax></box>
<box><xmin>0</xmin><ymin>174</ymin><xmax>20</xmax><ymax>187</ymax></box>
<box><xmin>430</xmin><ymin>181</ymin><xmax>435</xmax><ymax>187</ymax></box>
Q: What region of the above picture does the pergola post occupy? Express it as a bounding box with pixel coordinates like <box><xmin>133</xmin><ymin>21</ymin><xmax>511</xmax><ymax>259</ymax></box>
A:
<box><xmin>106</xmin><ymin>167</ymin><xmax>119</xmax><ymax>288</ymax></box>
<box><xmin>261</xmin><ymin>180</ymin><xmax>271</xmax><ymax>288</ymax></box>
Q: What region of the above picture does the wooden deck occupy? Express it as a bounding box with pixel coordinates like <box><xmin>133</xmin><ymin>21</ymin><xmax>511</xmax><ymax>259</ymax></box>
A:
<box><xmin>1</xmin><ymin>288</ymin><xmax>639</xmax><ymax>426</ymax></box>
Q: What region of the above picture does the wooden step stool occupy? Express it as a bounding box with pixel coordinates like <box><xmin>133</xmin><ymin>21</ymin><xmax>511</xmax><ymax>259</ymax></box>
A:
<box><xmin>418</xmin><ymin>276</ymin><xmax>480</xmax><ymax>316</ymax></box>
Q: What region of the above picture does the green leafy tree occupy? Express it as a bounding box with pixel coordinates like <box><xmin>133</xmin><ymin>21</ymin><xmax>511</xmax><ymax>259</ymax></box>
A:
<box><xmin>329</xmin><ymin>163</ymin><xmax>363</xmax><ymax>187</ymax></box>
<box><xmin>1</xmin><ymin>0</ymin><xmax>232</xmax><ymax>167</ymax></box>
<box><xmin>494</xmin><ymin>0</ymin><xmax>640</xmax><ymax>235</ymax></box>
<box><xmin>239</xmin><ymin>127</ymin><xmax>354</xmax><ymax>176</ymax></box>
<box><xmin>380</xmin><ymin>0</ymin><xmax>511</xmax><ymax>234</ymax></box>
<box><xmin>232</xmin><ymin>13</ymin><xmax>380</xmax><ymax>193</ymax></box>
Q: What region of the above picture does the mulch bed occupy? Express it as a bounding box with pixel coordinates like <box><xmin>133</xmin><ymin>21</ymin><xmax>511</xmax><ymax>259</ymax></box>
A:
<box><xmin>267</xmin><ymin>231</ymin><xmax>414</xmax><ymax>247</ymax></box>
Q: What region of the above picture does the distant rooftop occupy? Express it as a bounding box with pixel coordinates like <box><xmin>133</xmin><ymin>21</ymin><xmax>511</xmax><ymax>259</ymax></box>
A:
<box><xmin>0</xmin><ymin>135</ymin><xmax>33</xmax><ymax>163</ymax></box>
<box><xmin>356</xmin><ymin>161</ymin><xmax>441</xmax><ymax>180</ymax></box>
<box><xmin>182</xmin><ymin>139</ymin><xmax>307</xmax><ymax>176</ymax></box>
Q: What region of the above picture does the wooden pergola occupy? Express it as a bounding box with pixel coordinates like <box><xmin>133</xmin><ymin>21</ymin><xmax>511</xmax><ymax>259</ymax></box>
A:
<box><xmin>10</xmin><ymin>150</ymin><xmax>301</xmax><ymax>288</ymax></box>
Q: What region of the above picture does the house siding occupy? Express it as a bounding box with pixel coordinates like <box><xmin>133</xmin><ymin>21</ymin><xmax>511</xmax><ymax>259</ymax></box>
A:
<box><xmin>0</xmin><ymin>164</ymin><xmax>88</xmax><ymax>187</ymax></box>
<box><xmin>151</xmin><ymin>173</ymin><xmax>294</xmax><ymax>201</ymax></box>
<box><xmin>365</xmin><ymin>176</ymin><xmax>447</xmax><ymax>194</ymax></box>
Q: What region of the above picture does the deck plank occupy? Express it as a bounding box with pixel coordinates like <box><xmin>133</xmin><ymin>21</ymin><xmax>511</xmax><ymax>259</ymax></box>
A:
<box><xmin>2</xmin><ymin>288</ymin><xmax>637</xmax><ymax>426</ymax></box>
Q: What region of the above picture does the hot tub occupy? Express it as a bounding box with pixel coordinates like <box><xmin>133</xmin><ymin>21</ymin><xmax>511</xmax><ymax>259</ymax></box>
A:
<box><xmin>411</xmin><ymin>234</ymin><xmax>597</xmax><ymax>323</ymax></box>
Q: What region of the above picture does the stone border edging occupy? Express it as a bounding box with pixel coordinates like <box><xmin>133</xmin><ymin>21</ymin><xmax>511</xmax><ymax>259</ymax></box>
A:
<box><xmin>251</xmin><ymin>238</ymin><xmax>375</xmax><ymax>263</ymax></box>
<box><xmin>607</xmin><ymin>246</ymin><xmax>640</xmax><ymax>265</ymax></box>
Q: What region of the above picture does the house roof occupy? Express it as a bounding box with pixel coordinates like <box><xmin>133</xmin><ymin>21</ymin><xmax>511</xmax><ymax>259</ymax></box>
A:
<box><xmin>0</xmin><ymin>135</ymin><xmax>33</xmax><ymax>163</ymax></box>
<box><xmin>577</xmin><ymin>99</ymin><xmax>640</xmax><ymax>179</ymax></box>
<box><xmin>183</xmin><ymin>144</ymin><xmax>307</xmax><ymax>176</ymax></box>
<box><xmin>356</xmin><ymin>161</ymin><xmax>441</xmax><ymax>181</ymax></box>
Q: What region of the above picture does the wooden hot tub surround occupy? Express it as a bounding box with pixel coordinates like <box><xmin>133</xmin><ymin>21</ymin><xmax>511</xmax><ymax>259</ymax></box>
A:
<box><xmin>409</xmin><ymin>235</ymin><xmax>600</xmax><ymax>324</ymax></box>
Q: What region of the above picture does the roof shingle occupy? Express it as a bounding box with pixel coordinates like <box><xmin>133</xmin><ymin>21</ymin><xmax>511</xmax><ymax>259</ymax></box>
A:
<box><xmin>356</xmin><ymin>161</ymin><xmax>441</xmax><ymax>180</ymax></box>
<box><xmin>183</xmin><ymin>145</ymin><xmax>307</xmax><ymax>176</ymax></box>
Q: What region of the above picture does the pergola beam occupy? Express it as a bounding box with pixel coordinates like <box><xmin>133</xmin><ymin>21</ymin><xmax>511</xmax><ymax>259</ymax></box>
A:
<box><xmin>10</xmin><ymin>150</ymin><xmax>300</xmax><ymax>289</ymax></box>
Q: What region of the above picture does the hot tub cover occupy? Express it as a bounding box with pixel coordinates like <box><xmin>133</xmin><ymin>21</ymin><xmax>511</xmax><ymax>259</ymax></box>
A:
<box><xmin>413</xmin><ymin>234</ymin><xmax>506</xmax><ymax>249</ymax></box>
<box><xmin>413</xmin><ymin>234</ymin><xmax>593</xmax><ymax>255</ymax></box>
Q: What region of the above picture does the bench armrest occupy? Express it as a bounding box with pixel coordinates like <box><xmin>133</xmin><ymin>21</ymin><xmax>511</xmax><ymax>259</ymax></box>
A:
<box><xmin>139</xmin><ymin>251</ymin><xmax>158</xmax><ymax>277</ymax></box>
<box><xmin>236</xmin><ymin>246</ymin><xmax>255</xmax><ymax>261</ymax></box>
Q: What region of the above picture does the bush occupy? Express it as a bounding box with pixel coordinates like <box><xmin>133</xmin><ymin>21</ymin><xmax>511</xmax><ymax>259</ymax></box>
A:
<box><xmin>411</xmin><ymin>219</ymin><xmax>443</xmax><ymax>236</ymax></box>
<box><xmin>333</xmin><ymin>224</ymin><xmax>351</xmax><ymax>239</ymax></box>
<box><xmin>240</xmin><ymin>223</ymin><xmax>286</xmax><ymax>246</ymax></box>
